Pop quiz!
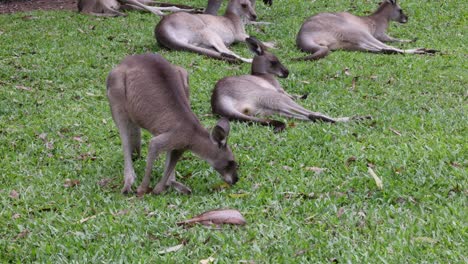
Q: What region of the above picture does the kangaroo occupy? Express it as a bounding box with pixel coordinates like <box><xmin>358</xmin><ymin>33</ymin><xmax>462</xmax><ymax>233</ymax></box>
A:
<box><xmin>155</xmin><ymin>0</ymin><xmax>258</xmax><ymax>63</ymax></box>
<box><xmin>296</xmin><ymin>0</ymin><xmax>437</xmax><ymax>60</ymax></box>
<box><xmin>107</xmin><ymin>53</ymin><xmax>238</xmax><ymax>195</ymax></box>
<box><xmin>211</xmin><ymin>37</ymin><xmax>371</xmax><ymax>132</ymax></box>
<box><xmin>204</xmin><ymin>0</ymin><xmax>272</xmax><ymax>15</ymax></box>
<box><xmin>78</xmin><ymin>0</ymin><xmax>192</xmax><ymax>17</ymax></box>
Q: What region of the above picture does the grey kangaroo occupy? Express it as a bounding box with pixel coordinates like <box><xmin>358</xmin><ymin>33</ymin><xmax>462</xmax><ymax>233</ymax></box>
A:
<box><xmin>78</xmin><ymin>0</ymin><xmax>192</xmax><ymax>17</ymax></box>
<box><xmin>155</xmin><ymin>0</ymin><xmax>259</xmax><ymax>63</ymax></box>
<box><xmin>107</xmin><ymin>53</ymin><xmax>238</xmax><ymax>195</ymax></box>
<box><xmin>211</xmin><ymin>37</ymin><xmax>371</xmax><ymax>132</ymax></box>
<box><xmin>296</xmin><ymin>0</ymin><xmax>436</xmax><ymax>60</ymax></box>
<box><xmin>204</xmin><ymin>0</ymin><xmax>272</xmax><ymax>15</ymax></box>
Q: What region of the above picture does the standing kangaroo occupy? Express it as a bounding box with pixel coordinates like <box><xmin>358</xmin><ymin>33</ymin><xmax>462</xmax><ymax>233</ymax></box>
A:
<box><xmin>155</xmin><ymin>0</ymin><xmax>258</xmax><ymax>63</ymax></box>
<box><xmin>78</xmin><ymin>0</ymin><xmax>192</xmax><ymax>17</ymax></box>
<box><xmin>211</xmin><ymin>37</ymin><xmax>371</xmax><ymax>132</ymax></box>
<box><xmin>296</xmin><ymin>0</ymin><xmax>436</xmax><ymax>60</ymax></box>
<box><xmin>107</xmin><ymin>53</ymin><xmax>238</xmax><ymax>195</ymax></box>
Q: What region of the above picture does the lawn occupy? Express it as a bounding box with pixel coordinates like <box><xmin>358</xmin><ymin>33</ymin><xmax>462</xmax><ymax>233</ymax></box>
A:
<box><xmin>0</xmin><ymin>0</ymin><xmax>466</xmax><ymax>262</ymax></box>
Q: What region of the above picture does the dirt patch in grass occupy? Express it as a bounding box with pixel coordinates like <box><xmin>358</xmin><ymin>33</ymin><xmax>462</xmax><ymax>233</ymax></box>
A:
<box><xmin>0</xmin><ymin>0</ymin><xmax>77</xmax><ymax>14</ymax></box>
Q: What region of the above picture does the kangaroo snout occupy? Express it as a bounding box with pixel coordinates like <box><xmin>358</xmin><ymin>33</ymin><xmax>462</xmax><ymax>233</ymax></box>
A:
<box><xmin>224</xmin><ymin>171</ymin><xmax>239</xmax><ymax>185</ymax></box>
<box><xmin>280</xmin><ymin>68</ymin><xmax>289</xmax><ymax>78</ymax></box>
<box><xmin>400</xmin><ymin>15</ymin><xmax>408</xmax><ymax>23</ymax></box>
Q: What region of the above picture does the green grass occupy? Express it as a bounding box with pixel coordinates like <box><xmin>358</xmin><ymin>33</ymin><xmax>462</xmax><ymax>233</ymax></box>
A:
<box><xmin>0</xmin><ymin>0</ymin><xmax>466</xmax><ymax>262</ymax></box>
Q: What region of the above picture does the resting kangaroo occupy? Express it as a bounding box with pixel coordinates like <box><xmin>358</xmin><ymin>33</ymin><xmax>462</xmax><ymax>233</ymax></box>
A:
<box><xmin>211</xmin><ymin>37</ymin><xmax>371</xmax><ymax>132</ymax></box>
<box><xmin>204</xmin><ymin>0</ymin><xmax>272</xmax><ymax>15</ymax></box>
<box><xmin>107</xmin><ymin>53</ymin><xmax>238</xmax><ymax>195</ymax></box>
<box><xmin>78</xmin><ymin>0</ymin><xmax>192</xmax><ymax>17</ymax></box>
<box><xmin>155</xmin><ymin>0</ymin><xmax>258</xmax><ymax>63</ymax></box>
<box><xmin>296</xmin><ymin>0</ymin><xmax>436</xmax><ymax>60</ymax></box>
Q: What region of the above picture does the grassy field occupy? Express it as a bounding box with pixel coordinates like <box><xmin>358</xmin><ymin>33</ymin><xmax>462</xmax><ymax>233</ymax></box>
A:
<box><xmin>0</xmin><ymin>0</ymin><xmax>466</xmax><ymax>262</ymax></box>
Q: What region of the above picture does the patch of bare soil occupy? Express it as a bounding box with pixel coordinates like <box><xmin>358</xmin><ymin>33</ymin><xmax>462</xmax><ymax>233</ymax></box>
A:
<box><xmin>0</xmin><ymin>0</ymin><xmax>77</xmax><ymax>14</ymax></box>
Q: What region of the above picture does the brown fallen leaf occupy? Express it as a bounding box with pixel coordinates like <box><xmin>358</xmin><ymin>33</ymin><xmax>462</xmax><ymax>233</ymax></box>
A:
<box><xmin>14</xmin><ymin>229</ymin><xmax>29</xmax><ymax>241</ymax></box>
<box><xmin>79</xmin><ymin>212</ymin><xmax>104</xmax><ymax>224</ymax></box>
<box><xmin>288</xmin><ymin>122</ymin><xmax>296</xmax><ymax>128</ymax></box>
<box><xmin>229</xmin><ymin>193</ymin><xmax>249</xmax><ymax>198</ymax></box>
<box><xmin>305</xmin><ymin>166</ymin><xmax>327</xmax><ymax>174</ymax></box>
<box><xmin>77</xmin><ymin>28</ymin><xmax>85</xmax><ymax>34</ymax></box>
<box><xmin>38</xmin><ymin>133</ymin><xmax>47</xmax><ymax>141</ymax></box>
<box><xmin>12</xmin><ymin>213</ymin><xmax>21</xmax><ymax>219</ymax></box>
<box><xmin>367</xmin><ymin>166</ymin><xmax>383</xmax><ymax>190</ymax></box>
<box><xmin>294</xmin><ymin>249</ymin><xmax>309</xmax><ymax>257</ymax></box>
<box><xmin>389</xmin><ymin>127</ymin><xmax>402</xmax><ymax>136</ymax></box>
<box><xmin>64</xmin><ymin>179</ymin><xmax>80</xmax><ymax>188</ymax></box>
<box><xmin>337</xmin><ymin>207</ymin><xmax>345</xmax><ymax>218</ymax></box>
<box><xmin>412</xmin><ymin>237</ymin><xmax>438</xmax><ymax>244</ymax></box>
<box><xmin>10</xmin><ymin>190</ymin><xmax>19</xmax><ymax>199</ymax></box>
<box><xmin>351</xmin><ymin>76</ymin><xmax>358</xmax><ymax>91</ymax></box>
<box><xmin>158</xmin><ymin>244</ymin><xmax>184</xmax><ymax>254</ymax></box>
<box><xmin>200</xmin><ymin>257</ymin><xmax>215</xmax><ymax>264</ymax></box>
<box><xmin>73</xmin><ymin>136</ymin><xmax>84</xmax><ymax>142</ymax></box>
<box><xmin>282</xmin><ymin>165</ymin><xmax>293</xmax><ymax>171</ymax></box>
<box><xmin>345</xmin><ymin>156</ymin><xmax>357</xmax><ymax>167</ymax></box>
<box><xmin>97</xmin><ymin>177</ymin><xmax>114</xmax><ymax>187</ymax></box>
<box><xmin>177</xmin><ymin>209</ymin><xmax>246</xmax><ymax>226</ymax></box>
<box><xmin>112</xmin><ymin>209</ymin><xmax>129</xmax><ymax>216</ymax></box>
<box><xmin>15</xmin><ymin>85</ymin><xmax>32</xmax><ymax>91</ymax></box>
<box><xmin>450</xmin><ymin>162</ymin><xmax>462</xmax><ymax>168</ymax></box>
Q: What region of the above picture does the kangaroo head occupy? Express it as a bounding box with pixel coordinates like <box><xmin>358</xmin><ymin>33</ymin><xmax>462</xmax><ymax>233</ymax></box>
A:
<box><xmin>246</xmin><ymin>37</ymin><xmax>289</xmax><ymax>78</ymax></box>
<box><xmin>209</xmin><ymin>118</ymin><xmax>239</xmax><ymax>185</ymax></box>
<box><xmin>228</xmin><ymin>0</ymin><xmax>257</xmax><ymax>21</ymax></box>
<box><xmin>385</xmin><ymin>0</ymin><xmax>408</xmax><ymax>23</ymax></box>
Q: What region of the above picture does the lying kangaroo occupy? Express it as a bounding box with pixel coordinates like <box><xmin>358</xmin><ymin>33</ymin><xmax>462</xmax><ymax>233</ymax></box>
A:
<box><xmin>107</xmin><ymin>53</ymin><xmax>238</xmax><ymax>195</ymax></box>
<box><xmin>296</xmin><ymin>0</ymin><xmax>436</xmax><ymax>60</ymax></box>
<box><xmin>78</xmin><ymin>0</ymin><xmax>192</xmax><ymax>17</ymax></box>
<box><xmin>155</xmin><ymin>0</ymin><xmax>258</xmax><ymax>63</ymax></box>
<box><xmin>211</xmin><ymin>37</ymin><xmax>371</xmax><ymax>132</ymax></box>
<box><xmin>204</xmin><ymin>0</ymin><xmax>272</xmax><ymax>15</ymax></box>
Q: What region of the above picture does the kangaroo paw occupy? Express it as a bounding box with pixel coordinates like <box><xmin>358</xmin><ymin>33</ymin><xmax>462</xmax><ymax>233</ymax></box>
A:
<box><xmin>171</xmin><ymin>181</ymin><xmax>192</xmax><ymax>195</ymax></box>
<box><xmin>136</xmin><ymin>185</ymin><xmax>152</xmax><ymax>197</ymax></box>
<box><xmin>351</xmin><ymin>115</ymin><xmax>373</xmax><ymax>121</ymax></box>
<box><xmin>267</xmin><ymin>120</ymin><xmax>286</xmax><ymax>132</ymax></box>
<box><xmin>121</xmin><ymin>186</ymin><xmax>133</xmax><ymax>195</ymax></box>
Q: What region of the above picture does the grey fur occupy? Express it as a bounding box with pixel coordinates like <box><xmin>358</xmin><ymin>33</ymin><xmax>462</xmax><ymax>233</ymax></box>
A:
<box><xmin>296</xmin><ymin>0</ymin><xmax>436</xmax><ymax>60</ymax></box>
<box><xmin>155</xmin><ymin>0</ymin><xmax>259</xmax><ymax>63</ymax></box>
<box><xmin>107</xmin><ymin>53</ymin><xmax>238</xmax><ymax>195</ymax></box>
<box><xmin>211</xmin><ymin>38</ymin><xmax>371</xmax><ymax>131</ymax></box>
<box><xmin>78</xmin><ymin>0</ymin><xmax>192</xmax><ymax>17</ymax></box>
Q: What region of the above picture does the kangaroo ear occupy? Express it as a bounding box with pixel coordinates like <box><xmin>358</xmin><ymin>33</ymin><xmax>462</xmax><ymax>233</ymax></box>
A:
<box><xmin>246</xmin><ymin>37</ymin><xmax>264</xmax><ymax>56</ymax></box>
<box><xmin>386</xmin><ymin>0</ymin><xmax>396</xmax><ymax>5</ymax></box>
<box><xmin>211</xmin><ymin>118</ymin><xmax>230</xmax><ymax>148</ymax></box>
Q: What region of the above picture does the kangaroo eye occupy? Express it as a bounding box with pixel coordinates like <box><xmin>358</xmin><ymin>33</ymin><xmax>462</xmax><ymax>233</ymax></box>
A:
<box><xmin>241</xmin><ymin>4</ymin><xmax>247</xmax><ymax>8</ymax></box>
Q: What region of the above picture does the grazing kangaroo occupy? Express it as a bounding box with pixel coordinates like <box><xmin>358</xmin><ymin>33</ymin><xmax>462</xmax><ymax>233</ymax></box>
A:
<box><xmin>107</xmin><ymin>53</ymin><xmax>238</xmax><ymax>195</ymax></box>
<box><xmin>155</xmin><ymin>0</ymin><xmax>258</xmax><ymax>63</ymax></box>
<box><xmin>211</xmin><ymin>37</ymin><xmax>371</xmax><ymax>132</ymax></box>
<box><xmin>78</xmin><ymin>0</ymin><xmax>192</xmax><ymax>17</ymax></box>
<box><xmin>204</xmin><ymin>0</ymin><xmax>272</xmax><ymax>15</ymax></box>
<box><xmin>296</xmin><ymin>0</ymin><xmax>437</xmax><ymax>60</ymax></box>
